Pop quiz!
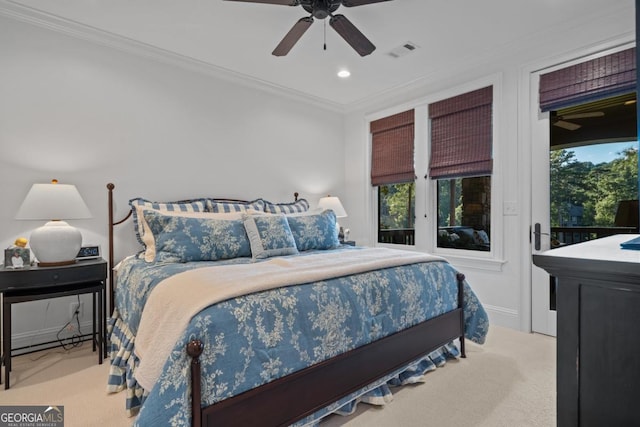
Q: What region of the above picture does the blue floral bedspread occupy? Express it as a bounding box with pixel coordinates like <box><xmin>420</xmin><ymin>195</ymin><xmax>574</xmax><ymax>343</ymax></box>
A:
<box><xmin>107</xmin><ymin>246</ymin><xmax>489</xmax><ymax>426</ymax></box>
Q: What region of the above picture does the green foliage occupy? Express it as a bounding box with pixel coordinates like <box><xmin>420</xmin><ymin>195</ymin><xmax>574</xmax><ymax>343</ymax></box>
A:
<box><xmin>379</xmin><ymin>183</ymin><xmax>415</xmax><ymax>229</ymax></box>
<box><xmin>550</xmin><ymin>147</ymin><xmax>638</xmax><ymax>227</ymax></box>
<box><xmin>437</xmin><ymin>179</ymin><xmax>462</xmax><ymax>227</ymax></box>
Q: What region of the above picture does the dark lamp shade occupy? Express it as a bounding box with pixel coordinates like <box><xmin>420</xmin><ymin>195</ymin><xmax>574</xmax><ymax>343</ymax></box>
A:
<box><xmin>614</xmin><ymin>200</ymin><xmax>639</xmax><ymax>228</ymax></box>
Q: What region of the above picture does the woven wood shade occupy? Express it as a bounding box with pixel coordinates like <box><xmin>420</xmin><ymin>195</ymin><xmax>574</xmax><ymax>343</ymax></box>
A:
<box><xmin>539</xmin><ymin>47</ymin><xmax>636</xmax><ymax>112</ymax></box>
<box><xmin>428</xmin><ymin>86</ymin><xmax>493</xmax><ymax>179</ymax></box>
<box><xmin>370</xmin><ymin>109</ymin><xmax>415</xmax><ymax>186</ymax></box>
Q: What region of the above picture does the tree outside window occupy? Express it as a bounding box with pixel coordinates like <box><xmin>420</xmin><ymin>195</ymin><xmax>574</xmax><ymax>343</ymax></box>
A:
<box><xmin>550</xmin><ymin>145</ymin><xmax>638</xmax><ymax>230</ymax></box>
<box><xmin>436</xmin><ymin>176</ymin><xmax>491</xmax><ymax>251</ymax></box>
<box><xmin>378</xmin><ymin>183</ymin><xmax>415</xmax><ymax>245</ymax></box>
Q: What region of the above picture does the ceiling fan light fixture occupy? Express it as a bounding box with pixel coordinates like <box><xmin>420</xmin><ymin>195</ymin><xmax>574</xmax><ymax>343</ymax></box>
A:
<box><xmin>225</xmin><ymin>0</ymin><xmax>388</xmax><ymax>56</ymax></box>
<box><xmin>337</xmin><ymin>69</ymin><xmax>351</xmax><ymax>78</ymax></box>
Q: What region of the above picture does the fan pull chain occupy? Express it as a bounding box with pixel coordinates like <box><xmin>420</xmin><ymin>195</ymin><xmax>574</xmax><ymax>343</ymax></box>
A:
<box><xmin>324</xmin><ymin>19</ymin><xmax>327</xmax><ymax>51</ymax></box>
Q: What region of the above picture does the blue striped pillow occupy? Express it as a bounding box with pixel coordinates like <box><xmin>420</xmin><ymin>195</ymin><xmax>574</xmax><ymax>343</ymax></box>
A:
<box><xmin>264</xmin><ymin>199</ymin><xmax>310</xmax><ymax>214</ymax></box>
<box><xmin>207</xmin><ymin>199</ymin><xmax>265</xmax><ymax>213</ymax></box>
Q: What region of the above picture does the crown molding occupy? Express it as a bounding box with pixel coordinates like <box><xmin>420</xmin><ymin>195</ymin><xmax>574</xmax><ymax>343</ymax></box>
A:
<box><xmin>0</xmin><ymin>0</ymin><xmax>346</xmax><ymax>113</ymax></box>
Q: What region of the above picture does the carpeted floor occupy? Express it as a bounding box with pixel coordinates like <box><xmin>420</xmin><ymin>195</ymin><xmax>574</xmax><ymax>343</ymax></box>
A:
<box><xmin>1</xmin><ymin>325</ymin><xmax>556</xmax><ymax>427</ymax></box>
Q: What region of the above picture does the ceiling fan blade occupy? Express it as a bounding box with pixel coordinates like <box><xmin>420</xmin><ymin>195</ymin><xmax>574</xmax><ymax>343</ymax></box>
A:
<box><xmin>272</xmin><ymin>17</ymin><xmax>314</xmax><ymax>56</ymax></box>
<box><xmin>560</xmin><ymin>112</ymin><xmax>605</xmax><ymax>120</ymax></box>
<box><xmin>341</xmin><ymin>0</ymin><xmax>392</xmax><ymax>6</ymax></box>
<box><xmin>553</xmin><ymin>120</ymin><xmax>582</xmax><ymax>131</ymax></box>
<box><xmin>329</xmin><ymin>14</ymin><xmax>375</xmax><ymax>56</ymax></box>
<box><xmin>224</xmin><ymin>0</ymin><xmax>299</xmax><ymax>5</ymax></box>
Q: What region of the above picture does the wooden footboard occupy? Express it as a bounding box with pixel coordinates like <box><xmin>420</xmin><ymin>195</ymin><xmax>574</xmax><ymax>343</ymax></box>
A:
<box><xmin>188</xmin><ymin>274</ymin><xmax>466</xmax><ymax>427</ymax></box>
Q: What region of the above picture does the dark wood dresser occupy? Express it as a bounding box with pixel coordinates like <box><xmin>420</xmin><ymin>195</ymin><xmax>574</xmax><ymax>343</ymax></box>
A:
<box><xmin>533</xmin><ymin>234</ymin><xmax>640</xmax><ymax>427</ymax></box>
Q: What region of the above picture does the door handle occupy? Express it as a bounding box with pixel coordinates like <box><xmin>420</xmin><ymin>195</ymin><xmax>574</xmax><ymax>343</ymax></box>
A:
<box><xmin>532</xmin><ymin>223</ymin><xmax>549</xmax><ymax>251</ymax></box>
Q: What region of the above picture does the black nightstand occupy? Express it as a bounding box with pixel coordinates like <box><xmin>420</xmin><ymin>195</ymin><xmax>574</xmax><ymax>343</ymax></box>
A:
<box><xmin>0</xmin><ymin>258</ymin><xmax>107</xmax><ymax>389</ymax></box>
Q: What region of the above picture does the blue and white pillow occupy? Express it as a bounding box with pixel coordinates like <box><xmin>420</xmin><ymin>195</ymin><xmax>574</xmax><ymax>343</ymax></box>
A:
<box><xmin>207</xmin><ymin>199</ymin><xmax>265</xmax><ymax>213</ymax></box>
<box><xmin>263</xmin><ymin>199</ymin><xmax>310</xmax><ymax>214</ymax></box>
<box><xmin>143</xmin><ymin>210</ymin><xmax>251</xmax><ymax>263</ymax></box>
<box><xmin>287</xmin><ymin>210</ymin><xmax>340</xmax><ymax>251</ymax></box>
<box><xmin>243</xmin><ymin>214</ymin><xmax>298</xmax><ymax>260</ymax></box>
<box><xmin>129</xmin><ymin>197</ymin><xmax>206</xmax><ymax>248</ymax></box>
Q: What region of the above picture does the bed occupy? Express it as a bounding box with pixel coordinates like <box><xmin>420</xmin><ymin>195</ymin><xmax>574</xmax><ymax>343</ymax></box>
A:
<box><xmin>105</xmin><ymin>183</ymin><xmax>489</xmax><ymax>427</ymax></box>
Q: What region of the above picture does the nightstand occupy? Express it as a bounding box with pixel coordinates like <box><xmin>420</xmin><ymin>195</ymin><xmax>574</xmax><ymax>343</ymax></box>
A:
<box><xmin>0</xmin><ymin>258</ymin><xmax>107</xmax><ymax>389</ymax></box>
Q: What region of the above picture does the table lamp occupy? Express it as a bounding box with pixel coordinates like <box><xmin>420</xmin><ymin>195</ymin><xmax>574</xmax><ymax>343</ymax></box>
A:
<box><xmin>15</xmin><ymin>179</ymin><xmax>92</xmax><ymax>266</ymax></box>
<box><xmin>318</xmin><ymin>195</ymin><xmax>348</xmax><ymax>242</ymax></box>
<box><xmin>614</xmin><ymin>200</ymin><xmax>639</xmax><ymax>229</ymax></box>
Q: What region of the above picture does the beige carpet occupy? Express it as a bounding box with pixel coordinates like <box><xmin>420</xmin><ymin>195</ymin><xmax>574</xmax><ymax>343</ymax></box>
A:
<box><xmin>1</xmin><ymin>325</ymin><xmax>555</xmax><ymax>427</ymax></box>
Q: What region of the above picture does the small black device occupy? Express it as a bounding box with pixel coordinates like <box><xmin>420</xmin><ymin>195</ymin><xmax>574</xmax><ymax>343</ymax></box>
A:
<box><xmin>77</xmin><ymin>245</ymin><xmax>101</xmax><ymax>260</ymax></box>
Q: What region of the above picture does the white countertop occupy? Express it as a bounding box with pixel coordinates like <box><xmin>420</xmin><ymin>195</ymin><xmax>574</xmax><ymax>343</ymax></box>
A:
<box><xmin>538</xmin><ymin>234</ymin><xmax>640</xmax><ymax>264</ymax></box>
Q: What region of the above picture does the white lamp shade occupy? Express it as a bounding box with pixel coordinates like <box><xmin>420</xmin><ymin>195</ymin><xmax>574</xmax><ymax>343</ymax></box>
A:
<box><xmin>16</xmin><ymin>181</ymin><xmax>91</xmax><ymax>266</ymax></box>
<box><xmin>318</xmin><ymin>196</ymin><xmax>347</xmax><ymax>218</ymax></box>
<box><xmin>16</xmin><ymin>183</ymin><xmax>91</xmax><ymax>220</ymax></box>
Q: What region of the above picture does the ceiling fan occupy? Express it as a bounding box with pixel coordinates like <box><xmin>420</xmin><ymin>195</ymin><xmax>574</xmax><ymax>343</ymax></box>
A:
<box><xmin>552</xmin><ymin>111</ymin><xmax>605</xmax><ymax>131</ymax></box>
<box><xmin>224</xmin><ymin>0</ymin><xmax>392</xmax><ymax>57</ymax></box>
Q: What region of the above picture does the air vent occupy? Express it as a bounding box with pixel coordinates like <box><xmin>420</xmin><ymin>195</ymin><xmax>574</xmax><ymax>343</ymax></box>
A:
<box><xmin>387</xmin><ymin>42</ymin><xmax>419</xmax><ymax>58</ymax></box>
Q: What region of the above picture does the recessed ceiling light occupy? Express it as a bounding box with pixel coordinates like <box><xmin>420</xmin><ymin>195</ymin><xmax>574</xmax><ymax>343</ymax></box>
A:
<box><xmin>337</xmin><ymin>69</ymin><xmax>351</xmax><ymax>78</ymax></box>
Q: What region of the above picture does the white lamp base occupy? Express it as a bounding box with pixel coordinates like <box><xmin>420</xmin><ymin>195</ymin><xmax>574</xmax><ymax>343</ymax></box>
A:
<box><xmin>30</xmin><ymin>220</ymin><xmax>82</xmax><ymax>267</ymax></box>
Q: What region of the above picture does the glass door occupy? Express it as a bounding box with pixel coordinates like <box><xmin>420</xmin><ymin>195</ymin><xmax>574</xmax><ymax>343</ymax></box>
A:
<box><xmin>532</xmin><ymin>93</ymin><xmax>638</xmax><ymax>336</ymax></box>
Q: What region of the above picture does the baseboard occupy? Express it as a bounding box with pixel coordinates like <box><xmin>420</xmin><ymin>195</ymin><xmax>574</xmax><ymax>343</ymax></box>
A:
<box><xmin>9</xmin><ymin>321</ymin><xmax>95</xmax><ymax>356</ymax></box>
<box><xmin>482</xmin><ymin>304</ymin><xmax>521</xmax><ymax>331</ymax></box>
<box><xmin>8</xmin><ymin>306</ymin><xmax>522</xmax><ymax>353</ymax></box>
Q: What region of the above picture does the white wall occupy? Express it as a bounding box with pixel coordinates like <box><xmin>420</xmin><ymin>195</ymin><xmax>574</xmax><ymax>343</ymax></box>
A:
<box><xmin>0</xmin><ymin>15</ymin><xmax>344</xmax><ymax>349</ymax></box>
<box><xmin>0</xmin><ymin>2</ymin><xmax>636</xmax><ymax>350</ymax></box>
<box><xmin>342</xmin><ymin>5</ymin><xmax>635</xmax><ymax>331</ymax></box>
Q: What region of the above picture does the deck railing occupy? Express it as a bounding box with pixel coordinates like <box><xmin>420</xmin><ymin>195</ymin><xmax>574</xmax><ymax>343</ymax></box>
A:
<box><xmin>550</xmin><ymin>226</ymin><xmax>637</xmax><ymax>246</ymax></box>
<box><xmin>378</xmin><ymin>228</ymin><xmax>415</xmax><ymax>245</ymax></box>
<box><xmin>379</xmin><ymin>226</ymin><xmax>638</xmax><ymax>247</ymax></box>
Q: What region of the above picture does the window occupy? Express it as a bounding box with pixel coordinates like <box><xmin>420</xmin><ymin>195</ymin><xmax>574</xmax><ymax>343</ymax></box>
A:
<box><xmin>429</xmin><ymin>86</ymin><xmax>493</xmax><ymax>252</ymax></box>
<box><xmin>436</xmin><ymin>176</ymin><xmax>491</xmax><ymax>251</ymax></box>
<box><xmin>548</xmin><ymin>94</ymin><xmax>638</xmax><ymax>246</ymax></box>
<box><xmin>370</xmin><ymin>110</ymin><xmax>415</xmax><ymax>246</ymax></box>
<box><xmin>378</xmin><ymin>183</ymin><xmax>415</xmax><ymax>245</ymax></box>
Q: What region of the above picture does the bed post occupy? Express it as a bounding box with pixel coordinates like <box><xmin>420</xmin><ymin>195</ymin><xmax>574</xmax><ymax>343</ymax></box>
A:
<box><xmin>456</xmin><ymin>272</ymin><xmax>466</xmax><ymax>358</ymax></box>
<box><xmin>107</xmin><ymin>182</ymin><xmax>133</xmax><ymax>315</ymax></box>
<box><xmin>187</xmin><ymin>339</ymin><xmax>204</xmax><ymax>427</ymax></box>
<box><xmin>107</xmin><ymin>183</ymin><xmax>115</xmax><ymax>315</ymax></box>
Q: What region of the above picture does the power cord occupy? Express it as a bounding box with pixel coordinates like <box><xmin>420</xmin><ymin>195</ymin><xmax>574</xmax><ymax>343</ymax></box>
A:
<box><xmin>56</xmin><ymin>295</ymin><xmax>83</xmax><ymax>350</ymax></box>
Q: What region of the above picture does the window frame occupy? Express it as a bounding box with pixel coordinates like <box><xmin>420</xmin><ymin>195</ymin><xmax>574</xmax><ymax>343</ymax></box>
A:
<box><xmin>368</xmin><ymin>75</ymin><xmax>506</xmax><ymax>270</ymax></box>
<box><xmin>425</xmin><ymin>80</ymin><xmax>504</xmax><ymax>268</ymax></box>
